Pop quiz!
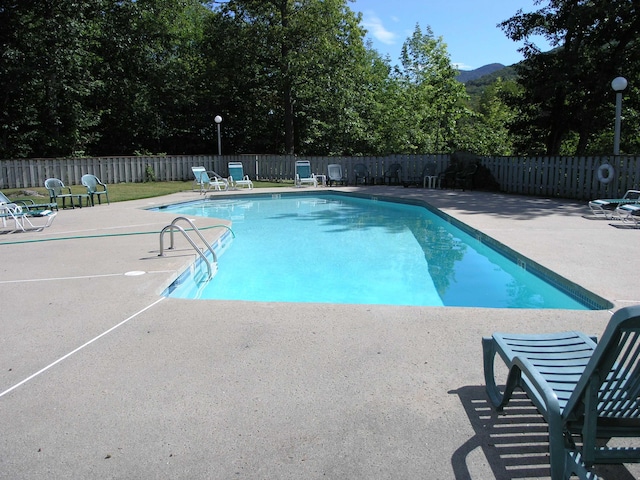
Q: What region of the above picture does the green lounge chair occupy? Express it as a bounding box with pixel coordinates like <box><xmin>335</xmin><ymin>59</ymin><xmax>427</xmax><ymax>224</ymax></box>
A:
<box><xmin>191</xmin><ymin>166</ymin><xmax>229</xmax><ymax>194</ymax></box>
<box><xmin>227</xmin><ymin>162</ymin><xmax>253</xmax><ymax>189</ymax></box>
<box><xmin>483</xmin><ymin>305</ymin><xmax>640</xmax><ymax>479</ymax></box>
<box><xmin>294</xmin><ymin>160</ymin><xmax>317</xmax><ymax>187</ymax></box>
<box><xmin>81</xmin><ymin>174</ymin><xmax>110</xmax><ymax>205</ymax></box>
<box><xmin>0</xmin><ymin>191</ymin><xmax>58</xmax><ymax>211</ymax></box>
<box><xmin>589</xmin><ymin>189</ymin><xmax>640</xmax><ymax>219</ymax></box>
<box><xmin>616</xmin><ymin>203</ymin><xmax>640</xmax><ymax>226</ymax></box>
<box><xmin>44</xmin><ymin>178</ymin><xmax>90</xmax><ymax>209</ymax></box>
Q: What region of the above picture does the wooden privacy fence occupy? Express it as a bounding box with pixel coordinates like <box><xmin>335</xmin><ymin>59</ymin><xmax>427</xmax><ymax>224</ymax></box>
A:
<box><xmin>1</xmin><ymin>154</ymin><xmax>639</xmax><ymax>201</ymax></box>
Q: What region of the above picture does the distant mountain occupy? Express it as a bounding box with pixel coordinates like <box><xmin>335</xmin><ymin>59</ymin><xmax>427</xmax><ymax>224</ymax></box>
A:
<box><xmin>464</xmin><ymin>64</ymin><xmax>518</xmax><ymax>106</ymax></box>
<box><xmin>456</xmin><ymin>63</ymin><xmax>506</xmax><ymax>83</ymax></box>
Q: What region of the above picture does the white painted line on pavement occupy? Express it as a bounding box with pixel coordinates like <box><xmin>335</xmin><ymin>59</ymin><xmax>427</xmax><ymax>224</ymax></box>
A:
<box><xmin>0</xmin><ymin>297</ymin><xmax>165</xmax><ymax>399</ymax></box>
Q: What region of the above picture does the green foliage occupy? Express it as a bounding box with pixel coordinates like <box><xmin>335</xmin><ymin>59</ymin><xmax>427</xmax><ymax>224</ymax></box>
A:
<box><xmin>465</xmin><ymin>66</ymin><xmax>518</xmax><ymax>109</ymax></box>
<box><xmin>5</xmin><ymin>0</ymin><xmax>636</xmax><ymax>159</ymax></box>
<box><xmin>0</xmin><ymin>0</ymin><xmax>105</xmax><ymax>158</ymax></box>
<box><xmin>500</xmin><ymin>0</ymin><xmax>640</xmax><ymax>155</ymax></box>
<box><xmin>144</xmin><ymin>164</ymin><xmax>156</xmax><ymax>183</ymax></box>
<box><xmin>378</xmin><ymin>25</ymin><xmax>471</xmax><ymax>154</ymax></box>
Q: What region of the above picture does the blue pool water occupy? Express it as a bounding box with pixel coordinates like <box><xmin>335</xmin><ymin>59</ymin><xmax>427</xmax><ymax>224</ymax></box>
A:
<box><xmin>157</xmin><ymin>193</ymin><xmax>605</xmax><ymax>309</ymax></box>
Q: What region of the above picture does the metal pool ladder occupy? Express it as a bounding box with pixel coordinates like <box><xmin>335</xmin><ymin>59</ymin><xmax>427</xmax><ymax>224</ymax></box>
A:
<box><xmin>158</xmin><ymin>217</ymin><xmax>220</xmax><ymax>280</ymax></box>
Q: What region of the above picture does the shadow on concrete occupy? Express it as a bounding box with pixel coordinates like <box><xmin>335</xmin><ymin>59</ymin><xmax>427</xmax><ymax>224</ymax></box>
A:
<box><xmin>450</xmin><ymin>385</ymin><xmax>637</xmax><ymax>480</ymax></box>
<box><xmin>392</xmin><ymin>189</ymin><xmax>590</xmax><ymax>221</ymax></box>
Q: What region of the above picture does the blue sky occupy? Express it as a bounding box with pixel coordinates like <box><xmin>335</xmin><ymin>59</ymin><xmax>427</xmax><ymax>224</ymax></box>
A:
<box><xmin>350</xmin><ymin>0</ymin><xmax>551</xmax><ymax>70</ymax></box>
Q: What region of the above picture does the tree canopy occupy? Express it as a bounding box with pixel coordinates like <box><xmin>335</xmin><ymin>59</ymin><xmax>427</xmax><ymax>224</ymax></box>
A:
<box><xmin>0</xmin><ymin>0</ymin><xmax>637</xmax><ymax>158</ymax></box>
<box><xmin>500</xmin><ymin>0</ymin><xmax>640</xmax><ymax>155</ymax></box>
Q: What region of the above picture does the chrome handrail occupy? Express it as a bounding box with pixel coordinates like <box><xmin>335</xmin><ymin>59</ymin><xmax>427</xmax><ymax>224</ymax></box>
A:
<box><xmin>158</xmin><ymin>224</ymin><xmax>214</xmax><ymax>280</ymax></box>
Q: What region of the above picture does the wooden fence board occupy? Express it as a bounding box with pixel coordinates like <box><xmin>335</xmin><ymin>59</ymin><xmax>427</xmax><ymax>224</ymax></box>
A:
<box><xmin>1</xmin><ymin>154</ymin><xmax>639</xmax><ymax>201</ymax></box>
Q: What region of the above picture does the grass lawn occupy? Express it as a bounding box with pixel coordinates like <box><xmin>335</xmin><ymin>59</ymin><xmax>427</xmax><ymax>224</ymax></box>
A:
<box><xmin>3</xmin><ymin>180</ymin><xmax>294</xmax><ymax>206</ymax></box>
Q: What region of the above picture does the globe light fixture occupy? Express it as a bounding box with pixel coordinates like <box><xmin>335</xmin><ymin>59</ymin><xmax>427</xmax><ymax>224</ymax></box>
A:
<box><xmin>214</xmin><ymin>115</ymin><xmax>223</xmax><ymax>155</ymax></box>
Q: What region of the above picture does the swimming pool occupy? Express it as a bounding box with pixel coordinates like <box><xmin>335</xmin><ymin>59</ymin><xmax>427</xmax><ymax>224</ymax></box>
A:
<box><xmin>156</xmin><ymin>192</ymin><xmax>610</xmax><ymax>309</ymax></box>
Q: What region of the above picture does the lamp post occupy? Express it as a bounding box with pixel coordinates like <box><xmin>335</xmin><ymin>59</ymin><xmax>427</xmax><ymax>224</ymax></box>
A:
<box><xmin>611</xmin><ymin>77</ymin><xmax>627</xmax><ymax>155</ymax></box>
<box><xmin>214</xmin><ymin>115</ymin><xmax>223</xmax><ymax>155</ymax></box>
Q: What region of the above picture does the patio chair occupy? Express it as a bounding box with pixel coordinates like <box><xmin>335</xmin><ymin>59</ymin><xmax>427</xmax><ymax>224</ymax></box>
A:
<box><xmin>422</xmin><ymin>162</ymin><xmax>440</xmax><ymax>189</ymax></box>
<box><xmin>589</xmin><ymin>189</ymin><xmax>640</xmax><ymax>219</ymax></box>
<box><xmin>453</xmin><ymin>162</ymin><xmax>478</xmax><ymax>190</ymax></box>
<box><xmin>81</xmin><ymin>174</ymin><xmax>110</xmax><ymax>206</ymax></box>
<box><xmin>227</xmin><ymin>162</ymin><xmax>253</xmax><ymax>189</ymax></box>
<box><xmin>353</xmin><ymin>163</ymin><xmax>370</xmax><ymax>185</ymax></box>
<box><xmin>0</xmin><ymin>202</ymin><xmax>57</xmax><ymax>232</ymax></box>
<box><xmin>438</xmin><ymin>163</ymin><xmax>460</xmax><ymax>189</ymax></box>
<box><xmin>483</xmin><ymin>305</ymin><xmax>640</xmax><ymax>480</ymax></box>
<box><xmin>44</xmin><ymin>178</ymin><xmax>90</xmax><ymax>209</ymax></box>
<box><xmin>327</xmin><ymin>164</ymin><xmax>347</xmax><ymax>186</ymax></box>
<box><xmin>615</xmin><ymin>203</ymin><xmax>640</xmax><ymax>226</ymax></box>
<box><xmin>0</xmin><ymin>191</ymin><xmax>58</xmax><ymax>212</ymax></box>
<box><xmin>191</xmin><ymin>166</ymin><xmax>229</xmax><ymax>194</ymax></box>
<box><xmin>295</xmin><ymin>160</ymin><xmax>317</xmax><ymax>187</ymax></box>
<box><xmin>384</xmin><ymin>163</ymin><xmax>402</xmax><ymax>185</ymax></box>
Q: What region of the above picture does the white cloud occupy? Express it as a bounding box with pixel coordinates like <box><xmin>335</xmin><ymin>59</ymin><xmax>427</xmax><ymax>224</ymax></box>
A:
<box><xmin>452</xmin><ymin>62</ymin><xmax>475</xmax><ymax>71</ymax></box>
<box><xmin>361</xmin><ymin>12</ymin><xmax>397</xmax><ymax>45</ymax></box>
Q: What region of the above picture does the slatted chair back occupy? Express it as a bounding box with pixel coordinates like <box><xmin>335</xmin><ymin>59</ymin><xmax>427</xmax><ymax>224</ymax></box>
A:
<box><xmin>565</xmin><ymin>307</ymin><xmax>640</xmax><ymax>466</ymax></box>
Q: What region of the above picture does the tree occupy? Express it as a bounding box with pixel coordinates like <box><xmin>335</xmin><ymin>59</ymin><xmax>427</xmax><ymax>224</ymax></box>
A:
<box><xmin>211</xmin><ymin>0</ymin><xmax>370</xmax><ymax>155</ymax></box>
<box><xmin>0</xmin><ymin>0</ymin><xmax>104</xmax><ymax>158</ymax></box>
<box><xmin>456</xmin><ymin>79</ymin><xmax>517</xmax><ymax>156</ymax></box>
<box><xmin>385</xmin><ymin>25</ymin><xmax>469</xmax><ymax>154</ymax></box>
<box><xmin>500</xmin><ymin>0</ymin><xmax>640</xmax><ymax>155</ymax></box>
<box><xmin>92</xmin><ymin>0</ymin><xmax>212</xmax><ymax>155</ymax></box>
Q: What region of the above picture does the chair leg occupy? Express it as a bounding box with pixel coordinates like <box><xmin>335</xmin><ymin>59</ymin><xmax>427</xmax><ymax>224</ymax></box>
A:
<box><xmin>547</xmin><ymin>418</ymin><xmax>568</xmax><ymax>480</ymax></box>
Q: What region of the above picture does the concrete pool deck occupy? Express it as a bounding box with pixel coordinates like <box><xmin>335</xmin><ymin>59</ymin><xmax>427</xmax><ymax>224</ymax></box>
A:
<box><xmin>1</xmin><ymin>186</ymin><xmax>639</xmax><ymax>479</ymax></box>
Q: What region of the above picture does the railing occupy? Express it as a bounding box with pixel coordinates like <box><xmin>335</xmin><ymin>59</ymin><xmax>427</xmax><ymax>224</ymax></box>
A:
<box><xmin>1</xmin><ymin>153</ymin><xmax>639</xmax><ymax>201</ymax></box>
<box><xmin>158</xmin><ymin>217</ymin><xmax>219</xmax><ymax>280</ymax></box>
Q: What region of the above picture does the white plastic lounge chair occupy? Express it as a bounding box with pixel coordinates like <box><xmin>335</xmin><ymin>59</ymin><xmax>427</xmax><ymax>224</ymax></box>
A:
<box><xmin>0</xmin><ymin>202</ymin><xmax>57</xmax><ymax>232</ymax></box>
<box><xmin>588</xmin><ymin>189</ymin><xmax>640</xmax><ymax>219</ymax></box>
<box><xmin>227</xmin><ymin>162</ymin><xmax>253</xmax><ymax>189</ymax></box>
<box><xmin>81</xmin><ymin>174</ymin><xmax>110</xmax><ymax>205</ymax></box>
<box><xmin>191</xmin><ymin>166</ymin><xmax>229</xmax><ymax>194</ymax></box>
<box><xmin>295</xmin><ymin>160</ymin><xmax>317</xmax><ymax>187</ymax></box>
<box><xmin>0</xmin><ymin>191</ymin><xmax>58</xmax><ymax>211</ymax></box>
<box><xmin>327</xmin><ymin>164</ymin><xmax>347</xmax><ymax>186</ymax></box>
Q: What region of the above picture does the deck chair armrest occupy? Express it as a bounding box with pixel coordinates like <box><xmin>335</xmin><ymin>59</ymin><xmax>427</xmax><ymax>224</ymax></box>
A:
<box><xmin>508</xmin><ymin>355</ymin><xmax>562</xmax><ymax>418</ymax></box>
<box><xmin>483</xmin><ymin>337</ymin><xmax>561</xmax><ymax>417</ymax></box>
<box><xmin>13</xmin><ymin>199</ymin><xmax>35</xmax><ymax>207</ymax></box>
